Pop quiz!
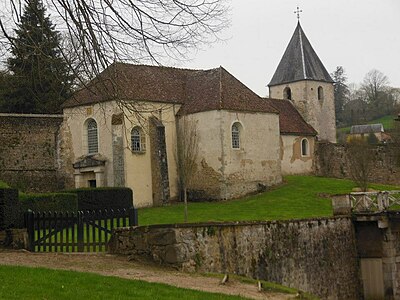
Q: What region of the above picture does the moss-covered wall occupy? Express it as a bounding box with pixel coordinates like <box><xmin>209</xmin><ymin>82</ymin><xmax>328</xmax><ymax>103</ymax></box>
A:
<box><xmin>0</xmin><ymin>114</ymin><xmax>74</xmax><ymax>192</ymax></box>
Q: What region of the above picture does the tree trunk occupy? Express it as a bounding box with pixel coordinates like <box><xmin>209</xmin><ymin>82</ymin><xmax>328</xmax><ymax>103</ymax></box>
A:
<box><xmin>184</xmin><ymin>186</ymin><xmax>188</xmax><ymax>223</ymax></box>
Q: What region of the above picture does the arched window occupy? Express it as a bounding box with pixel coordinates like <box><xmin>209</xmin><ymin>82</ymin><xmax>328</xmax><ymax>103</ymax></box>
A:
<box><xmin>232</xmin><ymin>122</ymin><xmax>241</xmax><ymax>149</ymax></box>
<box><xmin>283</xmin><ymin>87</ymin><xmax>292</xmax><ymax>100</ymax></box>
<box><xmin>301</xmin><ymin>138</ymin><xmax>309</xmax><ymax>156</ymax></box>
<box><xmin>318</xmin><ymin>86</ymin><xmax>324</xmax><ymax>101</ymax></box>
<box><xmin>87</xmin><ymin>118</ymin><xmax>98</xmax><ymax>154</ymax></box>
<box><xmin>131</xmin><ymin>126</ymin><xmax>146</xmax><ymax>152</ymax></box>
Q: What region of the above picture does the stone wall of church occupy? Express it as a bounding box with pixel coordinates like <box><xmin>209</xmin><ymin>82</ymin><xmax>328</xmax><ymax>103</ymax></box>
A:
<box><xmin>0</xmin><ymin>113</ymin><xmax>74</xmax><ymax>192</ymax></box>
<box><xmin>269</xmin><ymin>81</ymin><xmax>336</xmax><ymax>143</ymax></box>
<box><xmin>64</xmin><ymin>101</ymin><xmax>181</xmax><ymax>208</ymax></box>
<box><xmin>185</xmin><ymin>110</ymin><xmax>282</xmax><ymax>200</ymax></box>
<box><xmin>280</xmin><ymin>135</ymin><xmax>314</xmax><ymax>175</ymax></box>
<box><xmin>110</xmin><ymin>217</ymin><xmax>361</xmax><ymax>299</ymax></box>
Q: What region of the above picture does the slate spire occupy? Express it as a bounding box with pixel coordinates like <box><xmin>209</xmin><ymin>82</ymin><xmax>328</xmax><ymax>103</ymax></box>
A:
<box><xmin>269</xmin><ymin>22</ymin><xmax>333</xmax><ymax>86</ymax></box>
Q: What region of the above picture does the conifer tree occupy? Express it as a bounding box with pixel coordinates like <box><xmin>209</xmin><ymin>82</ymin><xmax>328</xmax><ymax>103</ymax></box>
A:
<box><xmin>3</xmin><ymin>0</ymin><xmax>71</xmax><ymax>113</ymax></box>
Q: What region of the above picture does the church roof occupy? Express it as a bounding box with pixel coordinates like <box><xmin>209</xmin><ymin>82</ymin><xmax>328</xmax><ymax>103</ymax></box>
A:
<box><xmin>268</xmin><ymin>22</ymin><xmax>333</xmax><ymax>87</ymax></box>
<box><xmin>63</xmin><ymin>63</ymin><xmax>278</xmax><ymax>115</ymax></box>
<box><xmin>263</xmin><ymin>98</ymin><xmax>317</xmax><ymax>136</ymax></box>
<box><xmin>178</xmin><ymin>67</ymin><xmax>278</xmax><ymax>115</ymax></box>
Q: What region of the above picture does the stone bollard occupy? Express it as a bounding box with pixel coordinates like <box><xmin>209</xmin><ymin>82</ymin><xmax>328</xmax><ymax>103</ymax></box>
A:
<box><xmin>331</xmin><ymin>194</ymin><xmax>352</xmax><ymax>216</ymax></box>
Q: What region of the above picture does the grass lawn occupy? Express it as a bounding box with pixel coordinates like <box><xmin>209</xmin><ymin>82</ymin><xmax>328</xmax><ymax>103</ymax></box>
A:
<box><xmin>0</xmin><ymin>265</ymin><xmax>248</xmax><ymax>300</ymax></box>
<box><xmin>338</xmin><ymin>114</ymin><xmax>396</xmax><ymax>134</ymax></box>
<box><xmin>138</xmin><ymin>176</ymin><xmax>400</xmax><ymax>226</ymax></box>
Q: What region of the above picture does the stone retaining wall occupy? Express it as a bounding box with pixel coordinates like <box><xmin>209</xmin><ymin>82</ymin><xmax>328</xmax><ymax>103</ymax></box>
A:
<box><xmin>109</xmin><ymin>217</ymin><xmax>361</xmax><ymax>299</ymax></box>
<box><xmin>314</xmin><ymin>142</ymin><xmax>400</xmax><ymax>185</ymax></box>
<box><xmin>0</xmin><ymin>229</ymin><xmax>27</xmax><ymax>249</ymax></box>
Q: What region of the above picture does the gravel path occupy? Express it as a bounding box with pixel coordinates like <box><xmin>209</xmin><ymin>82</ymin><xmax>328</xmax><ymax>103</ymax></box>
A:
<box><xmin>0</xmin><ymin>250</ymin><xmax>295</xmax><ymax>300</ymax></box>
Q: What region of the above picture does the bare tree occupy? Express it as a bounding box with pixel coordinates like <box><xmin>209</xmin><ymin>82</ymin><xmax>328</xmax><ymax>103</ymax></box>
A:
<box><xmin>176</xmin><ymin>116</ymin><xmax>199</xmax><ymax>222</ymax></box>
<box><xmin>346</xmin><ymin>138</ymin><xmax>375</xmax><ymax>192</ymax></box>
<box><xmin>361</xmin><ymin>69</ymin><xmax>389</xmax><ymax>105</ymax></box>
<box><xmin>0</xmin><ymin>0</ymin><xmax>228</xmax><ymax>85</ymax></box>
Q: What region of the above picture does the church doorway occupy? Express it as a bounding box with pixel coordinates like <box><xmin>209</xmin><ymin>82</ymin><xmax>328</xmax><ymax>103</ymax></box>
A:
<box><xmin>88</xmin><ymin>179</ymin><xmax>97</xmax><ymax>188</ymax></box>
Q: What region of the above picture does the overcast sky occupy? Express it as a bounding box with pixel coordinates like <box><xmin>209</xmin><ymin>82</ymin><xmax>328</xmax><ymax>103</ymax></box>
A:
<box><xmin>181</xmin><ymin>0</ymin><xmax>400</xmax><ymax>97</ymax></box>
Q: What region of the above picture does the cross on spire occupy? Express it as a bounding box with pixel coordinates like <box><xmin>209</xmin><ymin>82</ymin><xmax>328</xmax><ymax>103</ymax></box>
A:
<box><xmin>294</xmin><ymin>6</ymin><xmax>303</xmax><ymax>20</ymax></box>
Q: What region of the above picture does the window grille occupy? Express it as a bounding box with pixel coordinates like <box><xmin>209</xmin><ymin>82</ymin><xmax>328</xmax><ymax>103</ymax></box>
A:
<box><xmin>232</xmin><ymin>123</ymin><xmax>240</xmax><ymax>149</ymax></box>
<box><xmin>131</xmin><ymin>127</ymin><xmax>146</xmax><ymax>152</ymax></box>
<box><xmin>87</xmin><ymin>119</ymin><xmax>98</xmax><ymax>154</ymax></box>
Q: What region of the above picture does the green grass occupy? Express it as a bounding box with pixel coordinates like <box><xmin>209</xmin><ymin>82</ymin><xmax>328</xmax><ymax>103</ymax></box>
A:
<box><xmin>204</xmin><ymin>273</ymin><xmax>318</xmax><ymax>299</ymax></box>
<box><xmin>138</xmin><ymin>176</ymin><xmax>400</xmax><ymax>226</ymax></box>
<box><xmin>0</xmin><ymin>265</ymin><xmax>247</xmax><ymax>300</ymax></box>
<box><xmin>338</xmin><ymin>114</ymin><xmax>396</xmax><ymax>134</ymax></box>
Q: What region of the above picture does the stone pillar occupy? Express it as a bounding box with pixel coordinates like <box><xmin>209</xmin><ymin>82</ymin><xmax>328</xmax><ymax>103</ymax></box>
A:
<box><xmin>95</xmin><ymin>171</ymin><xmax>105</xmax><ymax>187</ymax></box>
<box><xmin>331</xmin><ymin>194</ymin><xmax>352</xmax><ymax>215</ymax></box>
<box><xmin>382</xmin><ymin>225</ymin><xmax>396</xmax><ymax>299</ymax></box>
<box><xmin>74</xmin><ymin>171</ymin><xmax>84</xmax><ymax>188</ymax></box>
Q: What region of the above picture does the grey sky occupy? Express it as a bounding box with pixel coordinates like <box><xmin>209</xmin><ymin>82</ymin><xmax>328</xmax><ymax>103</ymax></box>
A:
<box><xmin>182</xmin><ymin>0</ymin><xmax>400</xmax><ymax>97</ymax></box>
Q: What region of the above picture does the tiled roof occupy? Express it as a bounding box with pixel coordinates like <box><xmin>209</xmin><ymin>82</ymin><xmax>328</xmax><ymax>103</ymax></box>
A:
<box><xmin>350</xmin><ymin>124</ymin><xmax>384</xmax><ymax>134</ymax></box>
<box><xmin>178</xmin><ymin>67</ymin><xmax>278</xmax><ymax>115</ymax></box>
<box><xmin>269</xmin><ymin>22</ymin><xmax>333</xmax><ymax>87</ymax></box>
<box><xmin>63</xmin><ymin>63</ymin><xmax>278</xmax><ymax>115</ymax></box>
<box><xmin>263</xmin><ymin>98</ymin><xmax>317</xmax><ymax>136</ymax></box>
<box><xmin>62</xmin><ymin>63</ymin><xmax>190</xmax><ymax>108</ymax></box>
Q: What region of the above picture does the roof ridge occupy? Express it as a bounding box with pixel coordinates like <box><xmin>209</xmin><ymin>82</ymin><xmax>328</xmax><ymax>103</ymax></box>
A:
<box><xmin>298</xmin><ymin>24</ymin><xmax>307</xmax><ymax>79</ymax></box>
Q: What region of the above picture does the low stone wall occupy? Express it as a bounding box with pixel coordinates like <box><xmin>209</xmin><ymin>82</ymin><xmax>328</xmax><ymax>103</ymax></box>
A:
<box><xmin>0</xmin><ymin>229</ymin><xmax>27</xmax><ymax>249</ymax></box>
<box><xmin>109</xmin><ymin>217</ymin><xmax>361</xmax><ymax>299</ymax></box>
<box><xmin>314</xmin><ymin>142</ymin><xmax>400</xmax><ymax>185</ymax></box>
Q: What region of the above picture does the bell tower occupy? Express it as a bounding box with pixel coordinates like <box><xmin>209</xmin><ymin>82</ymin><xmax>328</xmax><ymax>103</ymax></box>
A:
<box><xmin>268</xmin><ymin>19</ymin><xmax>336</xmax><ymax>143</ymax></box>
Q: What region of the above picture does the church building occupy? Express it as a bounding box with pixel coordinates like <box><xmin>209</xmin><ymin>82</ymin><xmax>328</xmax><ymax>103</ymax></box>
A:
<box><xmin>62</xmin><ymin>22</ymin><xmax>335</xmax><ymax>207</ymax></box>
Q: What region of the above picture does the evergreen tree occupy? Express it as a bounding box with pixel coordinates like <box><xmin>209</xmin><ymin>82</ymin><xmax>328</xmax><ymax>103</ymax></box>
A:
<box><xmin>3</xmin><ymin>0</ymin><xmax>71</xmax><ymax>113</ymax></box>
<box><xmin>331</xmin><ymin>66</ymin><xmax>350</xmax><ymax>126</ymax></box>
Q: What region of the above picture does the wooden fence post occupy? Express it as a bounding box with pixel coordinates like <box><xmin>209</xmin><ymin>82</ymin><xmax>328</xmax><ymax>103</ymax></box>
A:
<box><xmin>129</xmin><ymin>207</ymin><xmax>138</xmax><ymax>226</ymax></box>
<box><xmin>77</xmin><ymin>211</ymin><xmax>84</xmax><ymax>252</ymax></box>
<box><xmin>25</xmin><ymin>210</ymin><xmax>35</xmax><ymax>252</ymax></box>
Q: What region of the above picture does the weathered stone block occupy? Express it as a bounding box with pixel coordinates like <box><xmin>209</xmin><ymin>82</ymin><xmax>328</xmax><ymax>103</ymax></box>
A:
<box><xmin>147</xmin><ymin>230</ymin><xmax>176</xmax><ymax>246</ymax></box>
<box><xmin>331</xmin><ymin>195</ymin><xmax>351</xmax><ymax>216</ymax></box>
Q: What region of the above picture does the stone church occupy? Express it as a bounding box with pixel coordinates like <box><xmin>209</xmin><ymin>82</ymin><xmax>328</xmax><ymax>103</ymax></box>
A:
<box><xmin>0</xmin><ymin>24</ymin><xmax>335</xmax><ymax>207</ymax></box>
<box><xmin>60</xmin><ymin>22</ymin><xmax>335</xmax><ymax>207</ymax></box>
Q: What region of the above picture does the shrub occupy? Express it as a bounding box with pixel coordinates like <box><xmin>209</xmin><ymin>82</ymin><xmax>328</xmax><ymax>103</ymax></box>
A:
<box><xmin>19</xmin><ymin>193</ymin><xmax>78</xmax><ymax>213</ymax></box>
<box><xmin>0</xmin><ymin>181</ymin><xmax>10</xmax><ymax>189</ymax></box>
<box><xmin>66</xmin><ymin>187</ymin><xmax>134</xmax><ymax>211</ymax></box>
<box><xmin>0</xmin><ymin>188</ymin><xmax>23</xmax><ymax>229</ymax></box>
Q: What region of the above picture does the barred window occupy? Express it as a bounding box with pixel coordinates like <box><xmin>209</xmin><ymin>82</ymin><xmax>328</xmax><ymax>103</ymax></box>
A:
<box><xmin>87</xmin><ymin>119</ymin><xmax>98</xmax><ymax>154</ymax></box>
<box><xmin>232</xmin><ymin>123</ymin><xmax>240</xmax><ymax>149</ymax></box>
<box><xmin>131</xmin><ymin>127</ymin><xmax>146</xmax><ymax>152</ymax></box>
<box><xmin>301</xmin><ymin>138</ymin><xmax>309</xmax><ymax>156</ymax></box>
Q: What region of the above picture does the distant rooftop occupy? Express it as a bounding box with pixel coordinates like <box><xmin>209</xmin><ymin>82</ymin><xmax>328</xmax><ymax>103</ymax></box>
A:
<box><xmin>269</xmin><ymin>22</ymin><xmax>333</xmax><ymax>87</ymax></box>
<box><xmin>350</xmin><ymin>124</ymin><xmax>384</xmax><ymax>134</ymax></box>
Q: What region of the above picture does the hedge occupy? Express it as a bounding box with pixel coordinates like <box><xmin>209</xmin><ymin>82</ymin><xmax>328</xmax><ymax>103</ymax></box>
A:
<box><xmin>0</xmin><ymin>188</ymin><xmax>23</xmax><ymax>230</ymax></box>
<box><xmin>70</xmin><ymin>187</ymin><xmax>134</xmax><ymax>211</ymax></box>
<box><xmin>19</xmin><ymin>193</ymin><xmax>78</xmax><ymax>213</ymax></box>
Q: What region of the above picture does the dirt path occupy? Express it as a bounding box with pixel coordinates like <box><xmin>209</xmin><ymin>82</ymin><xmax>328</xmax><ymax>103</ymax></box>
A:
<box><xmin>0</xmin><ymin>250</ymin><xmax>295</xmax><ymax>300</ymax></box>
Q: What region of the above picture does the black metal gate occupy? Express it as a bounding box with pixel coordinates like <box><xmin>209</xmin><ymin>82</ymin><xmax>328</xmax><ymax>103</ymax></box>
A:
<box><xmin>25</xmin><ymin>208</ymin><xmax>137</xmax><ymax>252</ymax></box>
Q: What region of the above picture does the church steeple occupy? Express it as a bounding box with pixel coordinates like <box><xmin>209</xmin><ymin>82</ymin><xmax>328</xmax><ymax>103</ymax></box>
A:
<box><xmin>268</xmin><ymin>22</ymin><xmax>333</xmax><ymax>87</ymax></box>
